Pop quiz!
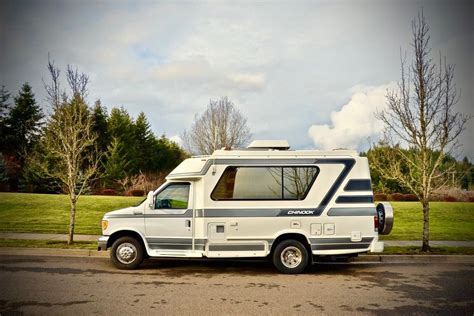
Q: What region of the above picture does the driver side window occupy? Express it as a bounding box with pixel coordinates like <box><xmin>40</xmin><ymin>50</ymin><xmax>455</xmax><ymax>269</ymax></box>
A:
<box><xmin>154</xmin><ymin>183</ymin><xmax>190</xmax><ymax>209</ymax></box>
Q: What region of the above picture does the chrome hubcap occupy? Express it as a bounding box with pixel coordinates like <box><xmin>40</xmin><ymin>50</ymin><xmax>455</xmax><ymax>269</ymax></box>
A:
<box><xmin>281</xmin><ymin>246</ymin><xmax>303</xmax><ymax>268</ymax></box>
<box><xmin>116</xmin><ymin>243</ymin><xmax>137</xmax><ymax>264</ymax></box>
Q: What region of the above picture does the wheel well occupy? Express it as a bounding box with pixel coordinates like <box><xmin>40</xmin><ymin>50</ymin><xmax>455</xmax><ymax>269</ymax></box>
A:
<box><xmin>107</xmin><ymin>230</ymin><xmax>146</xmax><ymax>251</ymax></box>
<box><xmin>271</xmin><ymin>233</ymin><xmax>312</xmax><ymax>257</ymax></box>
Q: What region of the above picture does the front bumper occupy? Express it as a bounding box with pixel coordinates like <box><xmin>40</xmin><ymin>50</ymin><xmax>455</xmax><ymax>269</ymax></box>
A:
<box><xmin>98</xmin><ymin>235</ymin><xmax>109</xmax><ymax>251</ymax></box>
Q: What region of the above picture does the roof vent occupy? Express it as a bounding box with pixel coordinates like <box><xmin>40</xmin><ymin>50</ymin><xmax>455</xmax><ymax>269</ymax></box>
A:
<box><xmin>247</xmin><ymin>140</ymin><xmax>290</xmax><ymax>150</ymax></box>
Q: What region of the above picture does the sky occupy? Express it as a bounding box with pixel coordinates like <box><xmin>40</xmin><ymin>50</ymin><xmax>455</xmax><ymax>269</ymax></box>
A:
<box><xmin>1</xmin><ymin>0</ymin><xmax>473</xmax><ymax>159</ymax></box>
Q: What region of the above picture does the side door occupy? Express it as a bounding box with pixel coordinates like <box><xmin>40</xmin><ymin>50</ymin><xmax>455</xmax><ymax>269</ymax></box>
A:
<box><xmin>145</xmin><ymin>182</ymin><xmax>193</xmax><ymax>252</ymax></box>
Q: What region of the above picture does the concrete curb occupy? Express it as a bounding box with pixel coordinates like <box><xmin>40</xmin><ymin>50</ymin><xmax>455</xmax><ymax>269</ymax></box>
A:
<box><xmin>355</xmin><ymin>254</ymin><xmax>474</xmax><ymax>263</ymax></box>
<box><xmin>0</xmin><ymin>247</ymin><xmax>109</xmax><ymax>258</ymax></box>
<box><xmin>0</xmin><ymin>232</ymin><xmax>98</xmax><ymax>242</ymax></box>
<box><xmin>0</xmin><ymin>247</ymin><xmax>473</xmax><ymax>263</ymax></box>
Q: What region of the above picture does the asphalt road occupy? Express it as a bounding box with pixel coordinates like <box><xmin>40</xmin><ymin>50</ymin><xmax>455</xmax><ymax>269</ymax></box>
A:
<box><xmin>0</xmin><ymin>255</ymin><xmax>473</xmax><ymax>315</ymax></box>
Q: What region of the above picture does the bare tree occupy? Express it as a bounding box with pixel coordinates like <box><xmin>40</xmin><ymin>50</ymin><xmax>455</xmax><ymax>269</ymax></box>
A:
<box><xmin>66</xmin><ymin>65</ymin><xmax>89</xmax><ymax>99</ymax></box>
<box><xmin>268</xmin><ymin>167</ymin><xmax>317</xmax><ymax>199</ymax></box>
<box><xmin>43</xmin><ymin>62</ymin><xmax>100</xmax><ymax>244</ymax></box>
<box><xmin>43</xmin><ymin>54</ymin><xmax>62</xmax><ymax>109</ymax></box>
<box><xmin>372</xmin><ymin>11</ymin><xmax>469</xmax><ymax>251</ymax></box>
<box><xmin>183</xmin><ymin>97</ymin><xmax>251</xmax><ymax>154</ymax></box>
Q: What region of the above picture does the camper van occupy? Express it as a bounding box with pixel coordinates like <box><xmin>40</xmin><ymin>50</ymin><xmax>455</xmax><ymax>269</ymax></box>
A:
<box><xmin>98</xmin><ymin>140</ymin><xmax>393</xmax><ymax>274</ymax></box>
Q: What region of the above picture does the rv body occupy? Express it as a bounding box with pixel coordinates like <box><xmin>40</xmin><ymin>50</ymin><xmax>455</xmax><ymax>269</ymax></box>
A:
<box><xmin>99</xmin><ymin>140</ymin><xmax>393</xmax><ymax>273</ymax></box>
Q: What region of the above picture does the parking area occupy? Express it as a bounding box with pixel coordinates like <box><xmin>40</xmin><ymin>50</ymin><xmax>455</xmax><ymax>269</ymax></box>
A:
<box><xmin>0</xmin><ymin>255</ymin><xmax>473</xmax><ymax>315</ymax></box>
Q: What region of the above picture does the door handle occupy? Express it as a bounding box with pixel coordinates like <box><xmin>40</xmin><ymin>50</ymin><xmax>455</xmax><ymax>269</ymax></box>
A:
<box><xmin>185</xmin><ymin>220</ymin><xmax>191</xmax><ymax>228</ymax></box>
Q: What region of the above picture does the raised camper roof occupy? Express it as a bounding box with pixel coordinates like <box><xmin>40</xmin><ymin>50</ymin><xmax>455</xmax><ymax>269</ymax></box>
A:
<box><xmin>247</xmin><ymin>140</ymin><xmax>290</xmax><ymax>150</ymax></box>
<box><xmin>167</xmin><ymin>140</ymin><xmax>359</xmax><ymax>179</ymax></box>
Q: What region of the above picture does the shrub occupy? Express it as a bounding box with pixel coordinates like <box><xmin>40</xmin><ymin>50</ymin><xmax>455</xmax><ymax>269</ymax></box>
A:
<box><xmin>117</xmin><ymin>171</ymin><xmax>166</xmax><ymax>195</ymax></box>
<box><xmin>100</xmin><ymin>188</ymin><xmax>117</xmax><ymax>196</ymax></box>
<box><xmin>390</xmin><ymin>193</ymin><xmax>405</xmax><ymax>201</ymax></box>
<box><xmin>468</xmin><ymin>197</ymin><xmax>474</xmax><ymax>203</ymax></box>
<box><xmin>374</xmin><ymin>193</ymin><xmax>387</xmax><ymax>201</ymax></box>
<box><xmin>128</xmin><ymin>189</ymin><xmax>145</xmax><ymax>197</ymax></box>
<box><xmin>430</xmin><ymin>193</ymin><xmax>445</xmax><ymax>202</ymax></box>
<box><xmin>432</xmin><ymin>189</ymin><xmax>474</xmax><ymax>202</ymax></box>
<box><xmin>443</xmin><ymin>196</ymin><xmax>457</xmax><ymax>202</ymax></box>
<box><xmin>403</xmin><ymin>194</ymin><xmax>418</xmax><ymax>201</ymax></box>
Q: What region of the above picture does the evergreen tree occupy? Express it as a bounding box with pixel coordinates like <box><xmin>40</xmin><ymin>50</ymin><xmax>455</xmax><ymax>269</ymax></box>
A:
<box><xmin>459</xmin><ymin>157</ymin><xmax>473</xmax><ymax>190</ymax></box>
<box><xmin>152</xmin><ymin>135</ymin><xmax>189</xmax><ymax>172</ymax></box>
<box><xmin>18</xmin><ymin>143</ymin><xmax>59</xmax><ymax>194</ymax></box>
<box><xmin>133</xmin><ymin>112</ymin><xmax>154</xmax><ymax>172</ymax></box>
<box><xmin>0</xmin><ymin>153</ymin><xmax>7</xmax><ymax>183</ymax></box>
<box><xmin>102</xmin><ymin>137</ymin><xmax>129</xmax><ymax>185</ymax></box>
<box><xmin>2</xmin><ymin>83</ymin><xmax>44</xmax><ymax>190</ymax></box>
<box><xmin>108</xmin><ymin>107</ymin><xmax>135</xmax><ymax>172</ymax></box>
<box><xmin>0</xmin><ymin>85</ymin><xmax>11</xmax><ymax>120</ymax></box>
<box><xmin>0</xmin><ymin>86</ymin><xmax>12</xmax><ymax>151</ymax></box>
<box><xmin>91</xmin><ymin>100</ymin><xmax>110</xmax><ymax>159</ymax></box>
<box><xmin>108</xmin><ymin>107</ymin><xmax>134</xmax><ymax>141</ymax></box>
<box><xmin>4</xmin><ymin>84</ymin><xmax>44</xmax><ymax>155</ymax></box>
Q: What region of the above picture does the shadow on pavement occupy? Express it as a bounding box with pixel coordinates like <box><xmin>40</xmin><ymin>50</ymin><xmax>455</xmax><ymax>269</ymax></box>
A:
<box><xmin>139</xmin><ymin>257</ymin><xmax>379</xmax><ymax>277</ymax></box>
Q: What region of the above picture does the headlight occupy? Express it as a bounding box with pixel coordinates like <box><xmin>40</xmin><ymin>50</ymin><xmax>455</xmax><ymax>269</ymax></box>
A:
<box><xmin>101</xmin><ymin>220</ymin><xmax>109</xmax><ymax>231</ymax></box>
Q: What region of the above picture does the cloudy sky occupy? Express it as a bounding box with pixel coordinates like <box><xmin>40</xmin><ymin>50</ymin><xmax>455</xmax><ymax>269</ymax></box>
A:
<box><xmin>1</xmin><ymin>0</ymin><xmax>472</xmax><ymax>159</ymax></box>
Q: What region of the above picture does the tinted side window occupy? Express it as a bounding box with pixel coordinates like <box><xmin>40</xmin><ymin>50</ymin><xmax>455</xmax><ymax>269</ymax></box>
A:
<box><xmin>283</xmin><ymin>167</ymin><xmax>319</xmax><ymax>199</ymax></box>
<box><xmin>155</xmin><ymin>184</ymin><xmax>190</xmax><ymax>209</ymax></box>
<box><xmin>211</xmin><ymin>166</ymin><xmax>318</xmax><ymax>200</ymax></box>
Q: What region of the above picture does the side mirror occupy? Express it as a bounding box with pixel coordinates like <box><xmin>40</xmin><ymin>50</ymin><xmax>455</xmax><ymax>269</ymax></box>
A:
<box><xmin>146</xmin><ymin>191</ymin><xmax>154</xmax><ymax>209</ymax></box>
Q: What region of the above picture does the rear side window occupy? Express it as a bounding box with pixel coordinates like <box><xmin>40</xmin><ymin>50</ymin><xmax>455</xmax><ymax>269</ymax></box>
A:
<box><xmin>211</xmin><ymin>166</ymin><xmax>319</xmax><ymax>200</ymax></box>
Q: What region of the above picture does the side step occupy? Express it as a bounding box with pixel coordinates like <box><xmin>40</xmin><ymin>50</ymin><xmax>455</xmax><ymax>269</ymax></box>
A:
<box><xmin>151</xmin><ymin>251</ymin><xmax>203</xmax><ymax>258</ymax></box>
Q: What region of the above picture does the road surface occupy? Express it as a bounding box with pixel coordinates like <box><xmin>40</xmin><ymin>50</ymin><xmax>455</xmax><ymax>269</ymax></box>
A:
<box><xmin>1</xmin><ymin>255</ymin><xmax>473</xmax><ymax>315</ymax></box>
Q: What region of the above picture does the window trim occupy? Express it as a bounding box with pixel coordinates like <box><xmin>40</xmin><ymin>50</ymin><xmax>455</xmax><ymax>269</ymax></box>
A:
<box><xmin>153</xmin><ymin>182</ymin><xmax>191</xmax><ymax>210</ymax></box>
<box><xmin>210</xmin><ymin>165</ymin><xmax>320</xmax><ymax>201</ymax></box>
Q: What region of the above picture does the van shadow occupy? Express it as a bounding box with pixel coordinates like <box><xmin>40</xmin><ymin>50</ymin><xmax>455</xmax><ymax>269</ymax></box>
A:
<box><xmin>139</xmin><ymin>257</ymin><xmax>377</xmax><ymax>277</ymax></box>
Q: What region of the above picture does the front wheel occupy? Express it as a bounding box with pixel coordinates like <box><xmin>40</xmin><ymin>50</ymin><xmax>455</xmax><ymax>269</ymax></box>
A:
<box><xmin>110</xmin><ymin>236</ymin><xmax>144</xmax><ymax>270</ymax></box>
<box><xmin>272</xmin><ymin>239</ymin><xmax>309</xmax><ymax>274</ymax></box>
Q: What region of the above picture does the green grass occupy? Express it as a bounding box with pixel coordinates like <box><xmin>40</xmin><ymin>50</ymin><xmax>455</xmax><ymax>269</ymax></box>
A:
<box><xmin>379</xmin><ymin>202</ymin><xmax>474</xmax><ymax>241</ymax></box>
<box><xmin>0</xmin><ymin>193</ymin><xmax>142</xmax><ymax>235</ymax></box>
<box><xmin>0</xmin><ymin>239</ymin><xmax>97</xmax><ymax>249</ymax></box>
<box><xmin>381</xmin><ymin>246</ymin><xmax>474</xmax><ymax>255</ymax></box>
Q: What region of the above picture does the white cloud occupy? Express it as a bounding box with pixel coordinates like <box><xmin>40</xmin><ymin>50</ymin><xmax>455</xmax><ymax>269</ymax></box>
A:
<box><xmin>227</xmin><ymin>73</ymin><xmax>265</xmax><ymax>91</ymax></box>
<box><xmin>154</xmin><ymin>58</ymin><xmax>215</xmax><ymax>81</ymax></box>
<box><xmin>151</xmin><ymin>56</ymin><xmax>266</xmax><ymax>94</ymax></box>
<box><xmin>308</xmin><ymin>83</ymin><xmax>395</xmax><ymax>151</ymax></box>
<box><xmin>169</xmin><ymin>135</ymin><xmax>183</xmax><ymax>146</ymax></box>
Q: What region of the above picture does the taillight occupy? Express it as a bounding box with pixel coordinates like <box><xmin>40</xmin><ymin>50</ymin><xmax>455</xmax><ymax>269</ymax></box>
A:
<box><xmin>374</xmin><ymin>215</ymin><xmax>379</xmax><ymax>232</ymax></box>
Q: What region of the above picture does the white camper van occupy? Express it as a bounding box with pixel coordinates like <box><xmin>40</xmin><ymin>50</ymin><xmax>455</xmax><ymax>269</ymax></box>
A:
<box><xmin>98</xmin><ymin>140</ymin><xmax>393</xmax><ymax>274</ymax></box>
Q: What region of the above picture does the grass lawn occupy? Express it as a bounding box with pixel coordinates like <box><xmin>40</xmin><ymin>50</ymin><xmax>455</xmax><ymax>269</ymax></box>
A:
<box><xmin>0</xmin><ymin>193</ymin><xmax>142</xmax><ymax>235</ymax></box>
<box><xmin>379</xmin><ymin>202</ymin><xmax>474</xmax><ymax>241</ymax></box>
<box><xmin>0</xmin><ymin>193</ymin><xmax>472</xmax><ymax>241</ymax></box>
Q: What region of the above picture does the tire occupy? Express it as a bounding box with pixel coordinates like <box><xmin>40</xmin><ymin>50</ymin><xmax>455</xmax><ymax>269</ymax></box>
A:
<box><xmin>272</xmin><ymin>239</ymin><xmax>309</xmax><ymax>274</ymax></box>
<box><xmin>110</xmin><ymin>236</ymin><xmax>144</xmax><ymax>270</ymax></box>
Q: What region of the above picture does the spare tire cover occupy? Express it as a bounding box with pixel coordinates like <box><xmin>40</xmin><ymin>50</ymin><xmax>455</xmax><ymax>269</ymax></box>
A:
<box><xmin>376</xmin><ymin>202</ymin><xmax>394</xmax><ymax>235</ymax></box>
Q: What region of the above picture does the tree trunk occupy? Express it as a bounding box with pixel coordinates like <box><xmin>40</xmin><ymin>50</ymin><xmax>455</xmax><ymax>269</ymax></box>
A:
<box><xmin>421</xmin><ymin>199</ymin><xmax>431</xmax><ymax>252</ymax></box>
<box><xmin>68</xmin><ymin>198</ymin><xmax>77</xmax><ymax>245</ymax></box>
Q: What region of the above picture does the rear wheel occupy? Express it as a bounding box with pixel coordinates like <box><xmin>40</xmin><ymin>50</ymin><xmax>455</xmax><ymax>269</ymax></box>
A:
<box><xmin>110</xmin><ymin>236</ymin><xmax>144</xmax><ymax>270</ymax></box>
<box><xmin>272</xmin><ymin>239</ymin><xmax>309</xmax><ymax>274</ymax></box>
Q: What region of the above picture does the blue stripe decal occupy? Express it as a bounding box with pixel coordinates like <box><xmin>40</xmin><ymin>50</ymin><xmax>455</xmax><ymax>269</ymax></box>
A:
<box><xmin>335</xmin><ymin>195</ymin><xmax>374</xmax><ymax>204</ymax></box>
<box><xmin>327</xmin><ymin>207</ymin><xmax>376</xmax><ymax>216</ymax></box>
<box><xmin>344</xmin><ymin>179</ymin><xmax>372</xmax><ymax>191</ymax></box>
